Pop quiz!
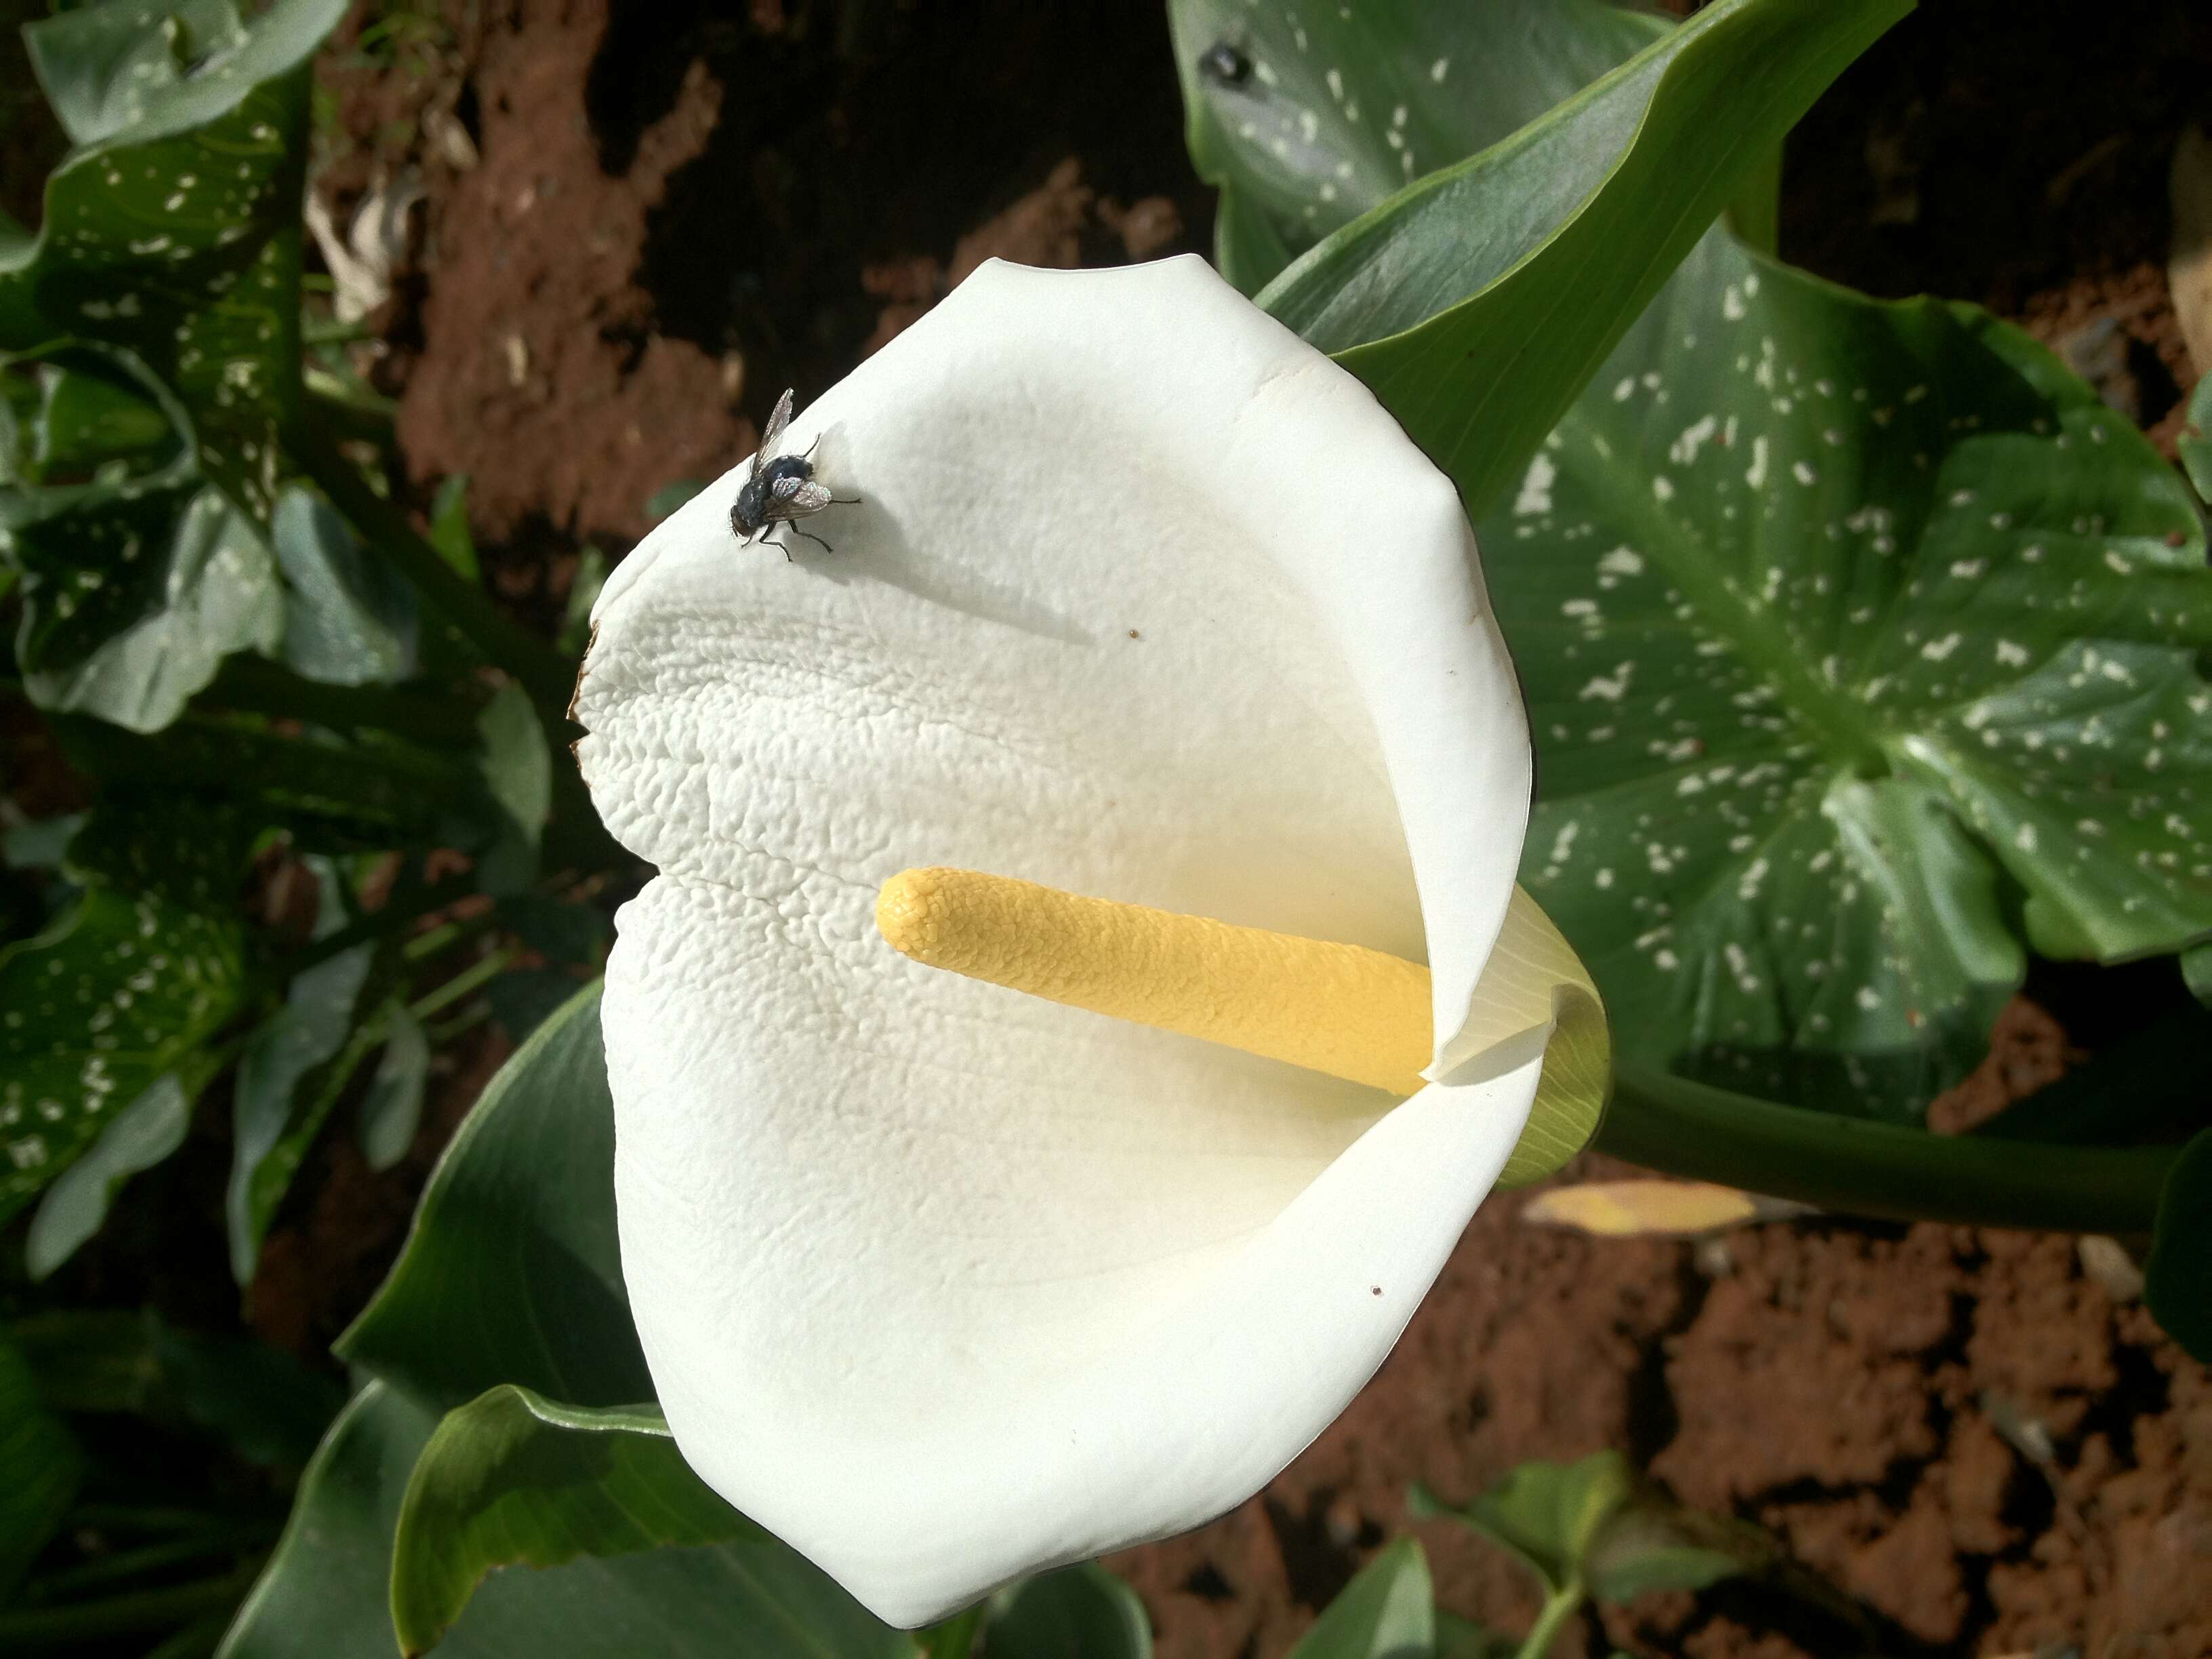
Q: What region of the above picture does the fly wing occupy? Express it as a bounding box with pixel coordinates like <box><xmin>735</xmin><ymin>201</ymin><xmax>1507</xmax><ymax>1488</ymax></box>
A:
<box><xmin>754</xmin><ymin>388</ymin><xmax>796</xmax><ymax>478</ymax></box>
<box><xmin>766</xmin><ymin>476</ymin><xmax>832</xmax><ymax>516</ymax></box>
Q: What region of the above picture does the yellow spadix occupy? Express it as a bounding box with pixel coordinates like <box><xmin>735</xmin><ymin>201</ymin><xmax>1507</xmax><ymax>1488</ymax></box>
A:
<box><xmin>876</xmin><ymin>866</ymin><xmax>1433</xmax><ymax>1095</ymax></box>
<box><xmin>874</xmin><ymin>866</ymin><xmax>1612</xmax><ymax>1185</ymax></box>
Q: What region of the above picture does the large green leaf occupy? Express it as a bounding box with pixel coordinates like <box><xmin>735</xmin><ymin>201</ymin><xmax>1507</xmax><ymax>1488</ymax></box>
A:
<box><xmin>1169</xmin><ymin>0</ymin><xmax>1660</xmax><ymax>293</ymax></box>
<box><xmin>7</xmin><ymin>0</ymin><xmax>352</xmax><ymax>518</ymax></box>
<box><xmin>337</xmin><ymin>984</ymin><xmax>651</xmax><ymax>1410</ymax></box>
<box><xmin>390</xmin><ymin>1387</ymin><xmax>760</xmax><ymax>1657</ymax></box>
<box><xmin>1284</xmin><ymin>1537</ymin><xmax>1432</xmax><ymax>1659</ymax></box>
<box><xmin>2146</xmin><ymin>1130</ymin><xmax>2212</xmax><ymax>1364</ymax></box>
<box><xmin>0</xmin><ymin>876</ymin><xmax>245</xmax><ymax>1223</ymax></box>
<box><xmin>987</xmin><ymin>1565</ymin><xmax>1153</xmax><ymax>1659</ymax></box>
<box><xmin>1174</xmin><ymin>0</ymin><xmax>1908</xmax><ymax>519</ymax></box>
<box><xmin>1499</xmin><ymin>232</ymin><xmax>2211</xmax><ymax>1118</ymax></box>
<box><xmin>0</xmin><ymin>1334</ymin><xmax>83</xmax><ymax>1595</ymax></box>
<box><xmin>220</xmin><ymin>1382</ymin><xmax>907</xmax><ymax>1659</ymax></box>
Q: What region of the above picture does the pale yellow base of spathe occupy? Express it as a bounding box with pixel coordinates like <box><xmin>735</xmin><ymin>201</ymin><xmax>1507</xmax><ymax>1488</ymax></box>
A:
<box><xmin>875</xmin><ymin>867</ymin><xmax>1610</xmax><ymax>1186</ymax></box>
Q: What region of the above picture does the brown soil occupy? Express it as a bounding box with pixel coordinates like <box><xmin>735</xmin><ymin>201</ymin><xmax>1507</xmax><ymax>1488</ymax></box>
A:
<box><xmin>289</xmin><ymin>1</ymin><xmax>2212</xmax><ymax>1654</ymax></box>
<box><xmin>1108</xmin><ymin>1040</ymin><xmax>2211</xmax><ymax>1659</ymax></box>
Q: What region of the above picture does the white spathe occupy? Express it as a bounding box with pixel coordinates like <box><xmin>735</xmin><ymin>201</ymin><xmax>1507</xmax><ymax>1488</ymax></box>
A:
<box><xmin>573</xmin><ymin>255</ymin><xmax>1535</xmax><ymax>1627</ymax></box>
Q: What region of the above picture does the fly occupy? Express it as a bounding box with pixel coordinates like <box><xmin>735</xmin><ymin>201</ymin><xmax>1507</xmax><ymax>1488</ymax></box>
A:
<box><xmin>730</xmin><ymin>388</ymin><xmax>857</xmax><ymax>558</ymax></box>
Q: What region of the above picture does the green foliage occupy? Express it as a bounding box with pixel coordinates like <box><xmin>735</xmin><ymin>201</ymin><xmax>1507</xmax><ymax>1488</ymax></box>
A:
<box><xmin>226</xmin><ymin>860</ymin><xmax>394</xmax><ymax>1281</ymax></box>
<box><xmin>358</xmin><ymin>1004</ymin><xmax>428</xmax><ymax>1170</ymax></box>
<box><xmin>389</xmin><ymin>1388</ymin><xmax>759</xmax><ymax>1656</ymax></box>
<box><xmin>2146</xmin><ymin>1130</ymin><xmax>2212</xmax><ymax>1363</ymax></box>
<box><xmin>472</xmin><ymin>682</ymin><xmax>551</xmax><ymax>895</ymax></box>
<box><xmin>9</xmin><ymin>1307</ymin><xmax>342</xmax><ymax>1471</ymax></box>
<box><xmin>1178</xmin><ymin>0</ymin><xmax>1906</xmax><ymax>518</ymax></box>
<box><xmin>7</xmin><ymin>0</ymin><xmax>350</xmax><ymax>517</ymax></box>
<box><xmin>224</xmin><ymin>950</ymin><xmax>387</xmax><ymax>1279</ymax></box>
<box><xmin>987</xmin><ymin>1565</ymin><xmax>1154</xmax><ymax>1659</ymax></box>
<box><xmin>425</xmin><ymin>474</ymin><xmax>479</xmax><ymax>581</ymax></box>
<box><xmin>25</xmin><ymin>1069</ymin><xmax>194</xmax><ymax>1278</ymax></box>
<box><xmin>1170</xmin><ymin>0</ymin><xmax>1660</xmax><ymax>292</ymax></box>
<box><xmin>268</xmin><ymin>487</ymin><xmax>417</xmax><ymax>685</ymax></box>
<box><xmin>2184</xmin><ymin>943</ymin><xmax>2212</xmax><ymax>1008</ymax></box>
<box><xmin>221</xmin><ymin>1382</ymin><xmax>910</xmax><ymax>1659</ymax></box>
<box><xmin>0</xmin><ymin>1334</ymin><xmax>82</xmax><ymax>1595</ymax></box>
<box><xmin>0</xmin><ymin>836</ymin><xmax>247</xmax><ymax>1223</ymax></box>
<box><xmin>0</xmin><ymin>351</ymin><xmax>284</xmax><ymax>732</ymax></box>
<box><xmin>1500</xmin><ymin>234</ymin><xmax>2209</xmax><ymax>1117</ymax></box>
<box><xmin>1414</xmin><ymin>1452</ymin><xmax>1767</xmax><ymax>1614</ymax></box>
<box><xmin>2177</xmin><ymin>371</ymin><xmax>2212</xmax><ymax>504</ymax></box>
<box><xmin>1284</xmin><ymin>1537</ymin><xmax>1433</xmax><ymax>1659</ymax></box>
<box><xmin>1414</xmin><ymin>1454</ymin><xmax>1629</xmax><ymax>1599</ymax></box>
<box><xmin>1189</xmin><ymin>0</ymin><xmax>2212</xmax><ymax>1126</ymax></box>
<box><xmin>336</xmin><ymin>984</ymin><xmax>651</xmax><ymax>1410</ymax></box>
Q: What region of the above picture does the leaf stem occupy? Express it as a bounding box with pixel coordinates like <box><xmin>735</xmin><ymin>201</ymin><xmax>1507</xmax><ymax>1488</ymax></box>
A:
<box><xmin>267</xmin><ymin>872</ymin><xmax>476</xmax><ymax>987</ymax></box>
<box><xmin>282</xmin><ymin>416</ymin><xmax>574</xmax><ymax>715</ymax></box>
<box><xmin>300</xmin><ymin>375</ymin><xmax>397</xmax><ymax>434</ymax></box>
<box><xmin>424</xmin><ymin>1002</ymin><xmax>493</xmax><ymax>1045</ymax></box>
<box><xmin>1513</xmin><ymin>1581</ymin><xmax>1586</xmax><ymax>1659</ymax></box>
<box><xmin>1597</xmin><ymin>1066</ymin><xmax>2177</xmax><ymax>1233</ymax></box>
<box><xmin>409</xmin><ymin>945</ymin><xmax>518</xmax><ymax>1021</ymax></box>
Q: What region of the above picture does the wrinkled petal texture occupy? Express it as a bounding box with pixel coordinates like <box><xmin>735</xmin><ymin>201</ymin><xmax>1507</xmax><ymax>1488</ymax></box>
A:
<box><xmin>576</xmin><ymin>257</ymin><xmax>1534</xmax><ymax>1624</ymax></box>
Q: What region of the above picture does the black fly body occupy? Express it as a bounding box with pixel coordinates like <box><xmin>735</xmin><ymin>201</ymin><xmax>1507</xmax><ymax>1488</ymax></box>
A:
<box><xmin>729</xmin><ymin>388</ymin><xmax>859</xmax><ymax>558</ymax></box>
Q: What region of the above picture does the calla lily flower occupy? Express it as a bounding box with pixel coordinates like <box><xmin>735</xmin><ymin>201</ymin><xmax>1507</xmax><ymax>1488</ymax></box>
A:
<box><xmin>572</xmin><ymin>255</ymin><xmax>1601</xmax><ymax>1626</ymax></box>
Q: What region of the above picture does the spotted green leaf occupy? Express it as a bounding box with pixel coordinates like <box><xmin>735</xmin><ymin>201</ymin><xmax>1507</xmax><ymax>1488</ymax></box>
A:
<box><xmin>4</xmin><ymin>471</ymin><xmax>283</xmax><ymax>732</ymax></box>
<box><xmin>1498</xmin><ymin>232</ymin><xmax>2211</xmax><ymax>1118</ymax></box>
<box><xmin>221</xmin><ymin>1382</ymin><xmax>905</xmax><ymax>1659</ymax></box>
<box><xmin>390</xmin><ymin>1388</ymin><xmax>760</xmax><ymax>1657</ymax></box>
<box><xmin>1169</xmin><ymin>0</ymin><xmax>1661</xmax><ymax>293</ymax></box>
<box><xmin>25</xmin><ymin>1068</ymin><xmax>197</xmax><ymax>1279</ymax></box>
<box><xmin>4</xmin><ymin>0</ymin><xmax>349</xmax><ymax>518</ymax></box>
<box><xmin>1174</xmin><ymin>0</ymin><xmax>1904</xmax><ymax>519</ymax></box>
<box><xmin>0</xmin><ymin>876</ymin><xmax>245</xmax><ymax>1223</ymax></box>
<box><xmin>27</xmin><ymin>357</ymin><xmax>176</xmax><ymax>474</ymax></box>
